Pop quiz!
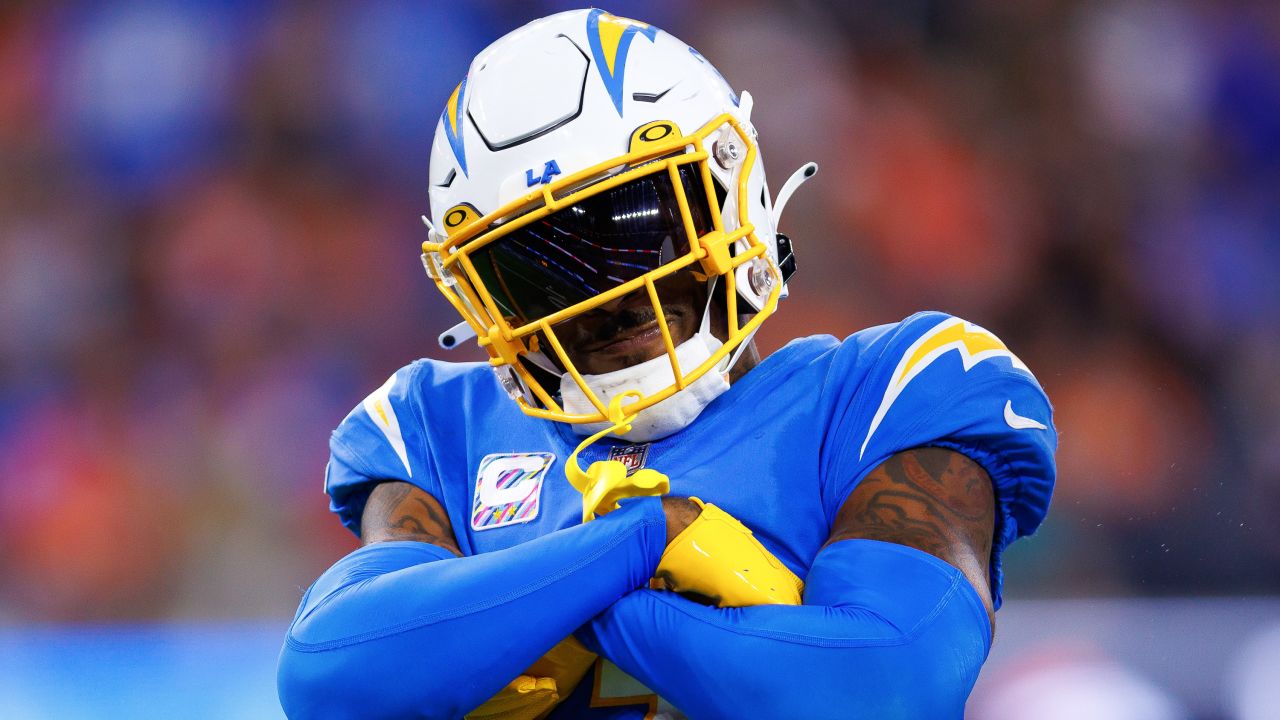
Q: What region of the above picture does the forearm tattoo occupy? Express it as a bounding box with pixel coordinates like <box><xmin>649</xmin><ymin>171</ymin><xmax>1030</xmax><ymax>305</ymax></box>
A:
<box><xmin>829</xmin><ymin>447</ymin><xmax>997</xmax><ymax>620</ymax></box>
<box><xmin>361</xmin><ymin>481</ymin><xmax>463</xmax><ymax>556</ymax></box>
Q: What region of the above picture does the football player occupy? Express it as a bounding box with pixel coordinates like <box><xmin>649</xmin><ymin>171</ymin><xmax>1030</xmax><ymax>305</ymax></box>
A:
<box><xmin>277</xmin><ymin>9</ymin><xmax>1056</xmax><ymax>720</ymax></box>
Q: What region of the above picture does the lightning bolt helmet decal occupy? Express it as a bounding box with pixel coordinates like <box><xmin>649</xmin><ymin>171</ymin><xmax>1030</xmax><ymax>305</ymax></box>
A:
<box><xmin>586</xmin><ymin>9</ymin><xmax>659</xmax><ymax>115</ymax></box>
<box><xmin>441</xmin><ymin>76</ymin><xmax>469</xmax><ymax>177</ymax></box>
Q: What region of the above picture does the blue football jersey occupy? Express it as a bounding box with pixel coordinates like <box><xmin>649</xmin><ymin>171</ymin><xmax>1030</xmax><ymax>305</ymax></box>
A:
<box><xmin>324</xmin><ymin>311</ymin><xmax>1057</xmax><ymax>719</ymax></box>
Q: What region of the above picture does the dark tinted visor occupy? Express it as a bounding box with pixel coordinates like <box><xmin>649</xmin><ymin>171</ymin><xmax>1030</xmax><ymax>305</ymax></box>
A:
<box><xmin>471</xmin><ymin>164</ymin><xmax>714</xmax><ymax>325</ymax></box>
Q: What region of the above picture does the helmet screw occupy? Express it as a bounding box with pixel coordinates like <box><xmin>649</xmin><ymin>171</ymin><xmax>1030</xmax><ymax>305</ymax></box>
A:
<box><xmin>714</xmin><ymin>139</ymin><xmax>742</xmax><ymax>169</ymax></box>
<box><xmin>748</xmin><ymin>258</ymin><xmax>775</xmax><ymax>296</ymax></box>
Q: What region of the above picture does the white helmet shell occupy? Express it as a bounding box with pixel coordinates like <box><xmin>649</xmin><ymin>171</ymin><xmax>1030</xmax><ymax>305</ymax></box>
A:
<box><xmin>427</xmin><ymin>8</ymin><xmax>783</xmax><ymax>312</ymax></box>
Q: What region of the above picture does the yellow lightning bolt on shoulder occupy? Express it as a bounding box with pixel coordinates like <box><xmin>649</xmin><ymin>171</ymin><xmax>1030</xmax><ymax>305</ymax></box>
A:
<box><xmin>860</xmin><ymin>317</ymin><xmax>1030</xmax><ymax>459</ymax></box>
<box><xmin>567</xmin><ymin>392</ymin><xmax>670</xmax><ymax>523</ymax></box>
<box><xmin>893</xmin><ymin>320</ymin><xmax>1008</xmax><ymax>387</ymax></box>
<box><xmin>656</xmin><ymin>497</ymin><xmax>804</xmax><ymax>608</ymax></box>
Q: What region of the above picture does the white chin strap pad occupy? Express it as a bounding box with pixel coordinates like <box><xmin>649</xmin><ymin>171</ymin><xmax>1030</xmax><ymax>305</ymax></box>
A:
<box><xmin>560</xmin><ymin>332</ymin><xmax>729</xmax><ymax>442</ymax></box>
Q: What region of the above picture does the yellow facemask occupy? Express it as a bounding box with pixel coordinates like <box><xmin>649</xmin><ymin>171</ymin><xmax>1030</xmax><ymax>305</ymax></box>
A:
<box><xmin>421</xmin><ymin>114</ymin><xmax>783</xmax><ymax>428</ymax></box>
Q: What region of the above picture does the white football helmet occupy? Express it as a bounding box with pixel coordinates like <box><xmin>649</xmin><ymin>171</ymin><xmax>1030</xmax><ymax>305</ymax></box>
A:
<box><xmin>421</xmin><ymin>8</ymin><xmax>815</xmax><ymax>430</ymax></box>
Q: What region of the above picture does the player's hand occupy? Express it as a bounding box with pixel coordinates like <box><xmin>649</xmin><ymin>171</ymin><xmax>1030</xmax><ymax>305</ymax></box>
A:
<box><xmin>466</xmin><ymin>637</ymin><xmax>597</xmax><ymax>720</ymax></box>
<box><xmin>655</xmin><ymin>497</ymin><xmax>804</xmax><ymax>608</ymax></box>
<box><xmin>660</xmin><ymin>496</ymin><xmax>700</xmax><ymax>544</ymax></box>
<box><xmin>465</xmin><ymin>675</ymin><xmax>558</xmax><ymax>720</ymax></box>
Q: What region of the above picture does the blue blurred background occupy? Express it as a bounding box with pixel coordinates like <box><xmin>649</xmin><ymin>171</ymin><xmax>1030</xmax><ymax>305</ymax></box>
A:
<box><xmin>0</xmin><ymin>1</ymin><xmax>1276</xmax><ymax>717</ymax></box>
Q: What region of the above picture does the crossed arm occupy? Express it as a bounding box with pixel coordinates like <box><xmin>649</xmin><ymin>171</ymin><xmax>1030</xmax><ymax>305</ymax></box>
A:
<box><xmin>357</xmin><ymin>447</ymin><xmax>995</xmax><ymax>605</ymax></box>
<box><xmin>829</xmin><ymin>447</ymin><xmax>996</xmax><ymax>628</ymax></box>
<box><xmin>277</xmin><ymin>481</ymin><xmax>696</xmax><ymax>719</ymax></box>
<box><xmin>359</xmin><ymin>479</ymin><xmax>700</xmax><ymax>552</ymax></box>
<box><xmin>277</xmin><ymin>447</ymin><xmax>995</xmax><ymax>719</ymax></box>
<box><xmin>577</xmin><ymin>447</ymin><xmax>997</xmax><ymax>719</ymax></box>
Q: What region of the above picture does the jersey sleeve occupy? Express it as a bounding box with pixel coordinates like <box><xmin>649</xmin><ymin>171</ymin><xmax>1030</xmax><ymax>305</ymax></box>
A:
<box><xmin>821</xmin><ymin>312</ymin><xmax>1057</xmax><ymax>607</ymax></box>
<box><xmin>325</xmin><ymin>361</ymin><xmax>442</xmax><ymax>537</ymax></box>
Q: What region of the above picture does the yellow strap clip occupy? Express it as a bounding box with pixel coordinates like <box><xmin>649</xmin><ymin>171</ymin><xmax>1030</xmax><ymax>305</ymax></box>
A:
<box><xmin>566</xmin><ymin>392</ymin><xmax>670</xmax><ymax>523</ymax></box>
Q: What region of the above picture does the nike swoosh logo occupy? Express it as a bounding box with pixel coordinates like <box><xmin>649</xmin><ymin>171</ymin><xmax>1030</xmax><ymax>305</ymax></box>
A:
<box><xmin>1004</xmin><ymin>400</ymin><xmax>1047</xmax><ymax>430</ymax></box>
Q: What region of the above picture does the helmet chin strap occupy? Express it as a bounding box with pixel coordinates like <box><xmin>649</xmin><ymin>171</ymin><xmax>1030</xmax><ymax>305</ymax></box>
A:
<box><xmin>703</xmin><ymin>275</ymin><xmax>760</xmax><ymax>379</ymax></box>
<box><xmin>697</xmin><ymin>276</ymin><xmax>720</xmax><ymax>357</ymax></box>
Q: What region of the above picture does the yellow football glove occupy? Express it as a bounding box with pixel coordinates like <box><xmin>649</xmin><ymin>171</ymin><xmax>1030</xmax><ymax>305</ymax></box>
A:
<box><xmin>465</xmin><ymin>637</ymin><xmax>597</xmax><ymax>720</ymax></box>
<box><xmin>563</xmin><ymin>393</ymin><xmax>800</xmax><ymax>608</ymax></box>
<box><xmin>655</xmin><ymin>497</ymin><xmax>804</xmax><ymax>607</ymax></box>
<box><xmin>465</xmin><ymin>676</ymin><xmax>558</xmax><ymax>720</ymax></box>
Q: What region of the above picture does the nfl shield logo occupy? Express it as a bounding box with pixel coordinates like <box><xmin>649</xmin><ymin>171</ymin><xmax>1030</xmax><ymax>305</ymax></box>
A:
<box><xmin>608</xmin><ymin>443</ymin><xmax>651</xmax><ymax>476</ymax></box>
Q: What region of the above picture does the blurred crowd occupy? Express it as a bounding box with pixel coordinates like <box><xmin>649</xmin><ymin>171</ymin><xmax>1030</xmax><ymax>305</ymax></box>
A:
<box><xmin>0</xmin><ymin>0</ymin><xmax>1276</xmax><ymax>628</ymax></box>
